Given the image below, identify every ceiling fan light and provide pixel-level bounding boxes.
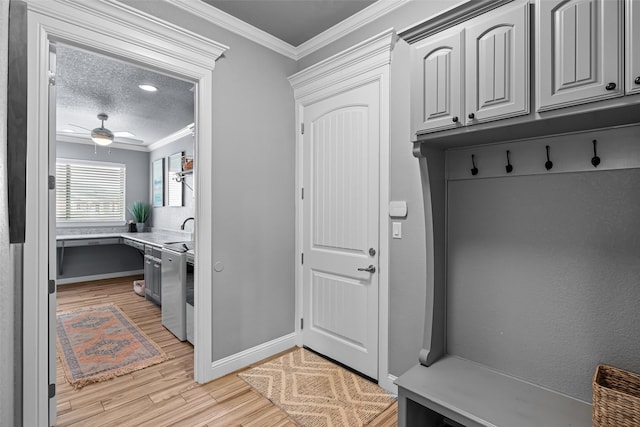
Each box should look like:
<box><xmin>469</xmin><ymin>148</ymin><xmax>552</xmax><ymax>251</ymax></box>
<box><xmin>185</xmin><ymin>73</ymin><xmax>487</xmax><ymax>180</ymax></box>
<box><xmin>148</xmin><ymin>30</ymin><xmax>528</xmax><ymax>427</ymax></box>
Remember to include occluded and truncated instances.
<box><xmin>91</xmin><ymin>127</ymin><xmax>114</xmax><ymax>146</ymax></box>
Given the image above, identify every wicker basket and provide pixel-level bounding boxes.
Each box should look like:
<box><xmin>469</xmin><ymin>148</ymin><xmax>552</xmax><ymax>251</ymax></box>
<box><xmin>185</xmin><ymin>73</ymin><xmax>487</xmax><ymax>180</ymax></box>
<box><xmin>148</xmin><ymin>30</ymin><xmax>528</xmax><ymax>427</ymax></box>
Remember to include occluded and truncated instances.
<box><xmin>593</xmin><ymin>364</ymin><xmax>640</xmax><ymax>426</ymax></box>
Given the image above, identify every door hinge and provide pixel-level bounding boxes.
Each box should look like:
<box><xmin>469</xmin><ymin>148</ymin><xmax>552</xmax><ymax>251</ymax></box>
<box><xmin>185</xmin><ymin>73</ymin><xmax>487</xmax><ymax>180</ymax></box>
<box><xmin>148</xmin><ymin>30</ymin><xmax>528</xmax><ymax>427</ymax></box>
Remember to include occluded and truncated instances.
<box><xmin>48</xmin><ymin>383</ymin><xmax>56</xmax><ymax>399</ymax></box>
<box><xmin>301</xmin><ymin>188</ymin><xmax>304</xmax><ymax>200</ymax></box>
<box><xmin>300</xmin><ymin>123</ymin><xmax>304</xmax><ymax>134</ymax></box>
<box><xmin>48</xmin><ymin>175</ymin><xmax>55</xmax><ymax>190</ymax></box>
<box><xmin>301</xmin><ymin>253</ymin><xmax>304</xmax><ymax>265</ymax></box>
<box><xmin>48</xmin><ymin>280</ymin><xmax>55</xmax><ymax>294</ymax></box>
<box><xmin>300</xmin><ymin>318</ymin><xmax>304</xmax><ymax>330</ymax></box>
<box><xmin>48</xmin><ymin>71</ymin><xmax>56</xmax><ymax>86</ymax></box>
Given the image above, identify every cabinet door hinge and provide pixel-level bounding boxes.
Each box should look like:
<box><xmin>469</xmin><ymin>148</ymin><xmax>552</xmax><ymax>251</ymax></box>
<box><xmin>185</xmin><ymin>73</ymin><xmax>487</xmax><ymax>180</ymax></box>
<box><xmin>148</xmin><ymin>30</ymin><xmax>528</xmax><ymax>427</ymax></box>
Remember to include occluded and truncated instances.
<box><xmin>48</xmin><ymin>280</ymin><xmax>55</xmax><ymax>295</ymax></box>
<box><xmin>301</xmin><ymin>253</ymin><xmax>304</xmax><ymax>265</ymax></box>
<box><xmin>300</xmin><ymin>318</ymin><xmax>304</xmax><ymax>330</ymax></box>
<box><xmin>300</xmin><ymin>123</ymin><xmax>304</xmax><ymax>134</ymax></box>
<box><xmin>48</xmin><ymin>383</ymin><xmax>56</xmax><ymax>399</ymax></box>
<box><xmin>48</xmin><ymin>71</ymin><xmax>56</xmax><ymax>86</ymax></box>
<box><xmin>48</xmin><ymin>175</ymin><xmax>55</xmax><ymax>190</ymax></box>
<box><xmin>301</xmin><ymin>188</ymin><xmax>304</xmax><ymax>200</ymax></box>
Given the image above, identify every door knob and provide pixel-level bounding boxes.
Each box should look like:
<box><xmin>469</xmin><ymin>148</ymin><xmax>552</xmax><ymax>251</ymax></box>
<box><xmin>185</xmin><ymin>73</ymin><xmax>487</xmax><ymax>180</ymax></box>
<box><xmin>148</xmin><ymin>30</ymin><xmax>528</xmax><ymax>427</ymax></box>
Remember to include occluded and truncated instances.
<box><xmin>357</xmin><ymin>265</ymin><xmax>376</xmax><ymax>273</ymax></box>
<box><xmin>468</xmin><ymin>113</ymin><xmax>475</xmax><ymax>119</ymax></box>
<box><xmin>635</xmin><ymin>76</ymin><xmax>640</xmax><ymax>85</ymax></box>
<box><xmin>605</xmin><ymin>82</ymin><xmax>617</xmax><ymax>91</ymax></box>
<box><xmin>452</xmin><ymin>116</ymin><xmax>459</xmax><ymax>123</ymax></box>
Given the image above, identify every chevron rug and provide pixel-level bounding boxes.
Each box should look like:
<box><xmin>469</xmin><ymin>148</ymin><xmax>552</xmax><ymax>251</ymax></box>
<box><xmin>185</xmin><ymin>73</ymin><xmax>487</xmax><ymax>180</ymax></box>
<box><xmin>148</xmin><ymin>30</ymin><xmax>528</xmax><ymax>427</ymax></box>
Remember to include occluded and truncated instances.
<box><xmin>239</xmin><ymin>348</ymin><xmax>395</xmax><ymax>426</ymax></box>
<box><xmin>57</xmin><ymin>303</ymin><xmax>170</xmax><ymax>388</ymax></box>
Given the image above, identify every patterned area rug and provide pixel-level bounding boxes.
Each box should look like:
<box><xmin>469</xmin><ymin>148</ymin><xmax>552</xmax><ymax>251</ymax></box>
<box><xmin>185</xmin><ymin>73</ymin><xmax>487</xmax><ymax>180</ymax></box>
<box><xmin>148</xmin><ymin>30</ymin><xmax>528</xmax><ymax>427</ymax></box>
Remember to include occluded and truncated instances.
<box><xmin>239</xmin><ymin>348</ymin><xmax>395</xmax><ymax>426</ymax></box>
<box><xmin>57</xmin><ymin>303</ymin><xmax>170</xmax><ymax>388</ymax></box>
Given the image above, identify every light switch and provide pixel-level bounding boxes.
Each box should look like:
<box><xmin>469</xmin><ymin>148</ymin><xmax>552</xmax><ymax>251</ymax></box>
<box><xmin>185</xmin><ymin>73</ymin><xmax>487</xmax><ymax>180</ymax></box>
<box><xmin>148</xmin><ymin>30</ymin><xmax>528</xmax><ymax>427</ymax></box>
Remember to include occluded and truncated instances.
<box><xmin>392</xmin><ymin>222</ymin><xmax>402</xmax><ymax>239</ymax></box>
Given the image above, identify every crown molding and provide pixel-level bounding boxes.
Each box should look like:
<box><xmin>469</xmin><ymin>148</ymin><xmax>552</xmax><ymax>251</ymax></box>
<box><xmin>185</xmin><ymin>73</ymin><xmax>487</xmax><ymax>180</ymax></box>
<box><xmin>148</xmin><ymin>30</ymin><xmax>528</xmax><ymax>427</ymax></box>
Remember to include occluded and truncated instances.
<box><xmin>166</xmin><ymin>0</ymin><xmax>408</xmax><ymax>61</ymax></box>
<box><xmin>165</xmin><ymin>0</ymin><xmax>298</xmax><ymax>60</ymax></box>
<box><xmin>289</xmin><ymin>28</ymin><xmax>396</xmax><ymax>99</ymax></box>
<box><xmin>296</xmin><ymin>0</ymin><xmax>409</xmax><ymax>59</ymax></box>
<box><xmin>147</xmin><ymin>123</ymin><xmax>195</xmax><ymax>151</ymax></box>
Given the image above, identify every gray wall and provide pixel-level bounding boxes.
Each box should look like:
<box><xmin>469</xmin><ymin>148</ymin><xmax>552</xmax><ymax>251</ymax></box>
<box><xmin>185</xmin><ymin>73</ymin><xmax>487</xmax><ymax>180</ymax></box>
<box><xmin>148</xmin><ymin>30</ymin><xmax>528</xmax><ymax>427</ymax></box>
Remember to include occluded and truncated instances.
<box><xmin>121</xmin><ymin>0</ymin><xmax>297</xmax><ymax>361</ymax></box>
<box><xmin>149</xmin><ymin>135</ymin><xmax>195</xmax><ymax>232</ymax></box>
<box><xmin>56</xmin><ymin>244</ymin><xmax>143</xmax><ymax>281</ymax></box>
<box><xmin>56</xmin><ymin>140</ymin><xmax>150</xmax><ymax>225</ymax></box>
<box><xmin>447</xmin><ymin>169</ymin><xmax>640</xmax><ymax>401</ymax></box>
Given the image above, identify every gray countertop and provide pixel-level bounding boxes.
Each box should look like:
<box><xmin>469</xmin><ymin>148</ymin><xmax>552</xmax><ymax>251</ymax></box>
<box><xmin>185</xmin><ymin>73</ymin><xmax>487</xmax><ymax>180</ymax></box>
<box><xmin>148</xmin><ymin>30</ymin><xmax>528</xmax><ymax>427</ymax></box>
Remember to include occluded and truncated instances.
<box><xmin>57</xmin><ymin>230</ymin><xmax>192</xmax><ymax>248</ymax></box>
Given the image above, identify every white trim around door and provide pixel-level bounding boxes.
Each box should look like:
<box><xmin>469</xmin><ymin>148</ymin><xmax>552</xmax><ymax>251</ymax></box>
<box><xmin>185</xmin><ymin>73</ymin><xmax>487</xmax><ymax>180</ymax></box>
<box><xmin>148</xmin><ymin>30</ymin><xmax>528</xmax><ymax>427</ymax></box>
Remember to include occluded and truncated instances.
<box><xmin>288</xmin><ymin>28</ymin><xmax>396</xmax><ymax>393</ymax></box>
<box><xmin>23</xmin><ymin>1</ymin><xmax>227</xmax><ymax>425</ymax></box>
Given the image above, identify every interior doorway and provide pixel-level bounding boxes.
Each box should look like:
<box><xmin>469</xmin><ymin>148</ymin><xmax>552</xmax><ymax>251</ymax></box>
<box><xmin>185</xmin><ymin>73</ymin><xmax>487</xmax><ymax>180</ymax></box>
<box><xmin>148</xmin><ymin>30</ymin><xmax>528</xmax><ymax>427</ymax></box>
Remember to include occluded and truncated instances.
<box><xmin>50</xmin><ymin>42</ymin><xmax>197</xmax><ymax>425</ymax></box>
<box><xmin>23</xmin><ymin>3</ymin><xmax>228</xmax><ymax>425</ymax></box>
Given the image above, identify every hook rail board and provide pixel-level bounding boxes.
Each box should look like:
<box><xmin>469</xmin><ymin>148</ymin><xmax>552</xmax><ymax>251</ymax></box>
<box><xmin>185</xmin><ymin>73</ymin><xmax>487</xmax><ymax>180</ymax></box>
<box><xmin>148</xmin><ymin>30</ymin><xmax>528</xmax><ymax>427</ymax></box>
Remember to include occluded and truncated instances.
<box><xmin>445</xmin><ymin>125</ymin><xmax>640</xmax><ymax>181</ymax></box>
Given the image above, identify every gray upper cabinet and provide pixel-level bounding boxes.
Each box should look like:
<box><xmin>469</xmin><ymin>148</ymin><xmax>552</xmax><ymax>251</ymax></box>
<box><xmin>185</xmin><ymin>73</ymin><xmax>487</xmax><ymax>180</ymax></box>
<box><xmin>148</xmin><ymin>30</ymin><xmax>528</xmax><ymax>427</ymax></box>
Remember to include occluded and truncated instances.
<box><xmin>627</xmin><ymin>0</ymin><xmax>640</xmax><ymax>95</ymax></box>
<box><xmin>536</xmin><ymin>0</ymin><xmax>624</xmax><ymax>111</ymax></box>
<box><xmin>411</xmin><ymin>27</ymin><xmax>464</xmax><ymax>135</ymax></box>
<box><xmin>411</xmin><ymin>0</ymin><xmax>530</xmax><ymax>138</ymax></box>
<box><xmin>465</xmin><ymin>0</ymin><xmax>530</xmax><ymax>124</ymax></box>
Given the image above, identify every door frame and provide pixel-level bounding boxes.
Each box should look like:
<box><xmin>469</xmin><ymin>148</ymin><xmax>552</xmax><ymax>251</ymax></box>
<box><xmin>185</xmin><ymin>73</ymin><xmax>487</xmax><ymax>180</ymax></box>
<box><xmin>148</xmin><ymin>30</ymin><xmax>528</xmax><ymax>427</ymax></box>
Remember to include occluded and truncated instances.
<box><xmin>23</xmin><ymin>2</ymin><xmax>228</xmax><ymax>425</ymax></box>
<box><xmin>289</xmin><ymin>28</ymin><xmax>396</xmax><ymax>393</ymax></box>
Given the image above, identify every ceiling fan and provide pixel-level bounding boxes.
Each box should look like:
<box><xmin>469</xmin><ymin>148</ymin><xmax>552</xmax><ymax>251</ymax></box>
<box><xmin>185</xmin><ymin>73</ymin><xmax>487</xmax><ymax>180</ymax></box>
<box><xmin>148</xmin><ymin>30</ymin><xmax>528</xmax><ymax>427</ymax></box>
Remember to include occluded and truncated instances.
<box><xmin>61</xmin><ymin>113</ymin><xmax>144</xmax><ymax>146</ymax></box>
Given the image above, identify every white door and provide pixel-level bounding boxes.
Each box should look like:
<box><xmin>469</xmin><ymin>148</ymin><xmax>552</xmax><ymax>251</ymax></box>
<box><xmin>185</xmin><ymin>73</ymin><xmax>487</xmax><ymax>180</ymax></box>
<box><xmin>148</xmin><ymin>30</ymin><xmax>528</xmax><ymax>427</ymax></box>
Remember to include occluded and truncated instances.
<box><xmin>536</xmin><ymin>0</ymin><xmax>623</xmax><ymax>111</ymax></box>
<box><xmin>48</xmin><ymin>43</ymin><xmax>57</xmax><ymax>427</ymax></box>
<box><xmin>301</xmin><ymin>81</ymin><xmax>380</xmax><ymax>379</ymax></box>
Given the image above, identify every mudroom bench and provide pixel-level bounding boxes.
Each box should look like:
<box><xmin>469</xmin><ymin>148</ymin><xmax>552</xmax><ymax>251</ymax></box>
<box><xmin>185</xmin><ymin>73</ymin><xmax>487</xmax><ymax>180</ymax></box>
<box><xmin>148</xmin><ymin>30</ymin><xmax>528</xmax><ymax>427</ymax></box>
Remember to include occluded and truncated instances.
<box><xmin>396</xmin><ymin>356</ymin><xmax>592</xmax><ymax>427</ymax></box>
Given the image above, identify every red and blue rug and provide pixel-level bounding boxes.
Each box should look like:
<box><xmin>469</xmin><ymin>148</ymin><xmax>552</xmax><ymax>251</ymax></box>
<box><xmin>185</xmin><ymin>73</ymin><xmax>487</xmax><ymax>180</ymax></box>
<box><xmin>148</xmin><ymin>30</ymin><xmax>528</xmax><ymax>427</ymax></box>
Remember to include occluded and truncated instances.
<box><xmin>56</xmin><ymin>303</ymin><xmax>169</xmax><ymax>388</ymax></box>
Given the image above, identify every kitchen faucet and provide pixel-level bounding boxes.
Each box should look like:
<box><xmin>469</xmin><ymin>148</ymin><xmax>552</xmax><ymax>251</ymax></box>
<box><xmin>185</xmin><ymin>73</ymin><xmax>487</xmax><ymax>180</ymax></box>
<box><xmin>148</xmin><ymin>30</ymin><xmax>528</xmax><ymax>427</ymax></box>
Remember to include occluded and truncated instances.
<box><xmin>181</xmin><ymin>217</ymin><xmax>195</xmax><ymax>230</ymax></box>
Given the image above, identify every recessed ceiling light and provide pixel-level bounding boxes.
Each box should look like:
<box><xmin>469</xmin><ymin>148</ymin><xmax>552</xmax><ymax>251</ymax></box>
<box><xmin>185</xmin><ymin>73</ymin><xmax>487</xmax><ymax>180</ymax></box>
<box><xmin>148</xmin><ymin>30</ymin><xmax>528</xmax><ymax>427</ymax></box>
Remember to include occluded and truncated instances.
<box><xmin>138</xmin><ymin>84</ymin><xmax>158</xmax><ymax>92</ymax></box>
<box><xmin>114</xmin><ymin>131</ymin><xmax>136</xmax><ymax>138</ymax></box>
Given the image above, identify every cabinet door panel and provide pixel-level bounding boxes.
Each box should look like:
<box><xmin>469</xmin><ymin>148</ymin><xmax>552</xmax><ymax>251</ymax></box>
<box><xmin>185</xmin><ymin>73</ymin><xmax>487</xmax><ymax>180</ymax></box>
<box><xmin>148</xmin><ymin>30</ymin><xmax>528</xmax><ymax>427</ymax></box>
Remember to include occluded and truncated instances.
<box><xmin>537</xmin><ymin>0</ymin><xmax>623</xmax><ymax>111</ymax></box>
<box><xmin>627</xmin><ymin>0</ymin><xmax>640</xmax><ymax>95</ymax></box>
<box><xmin>466</xmin><ymin>0</ymin><xmax>529</xmax><ymax>124</ymax></box>
<box><xmin>412</xmin><ymin>28</ymin><xmax>463</xmax><ymax>135</ymax></box>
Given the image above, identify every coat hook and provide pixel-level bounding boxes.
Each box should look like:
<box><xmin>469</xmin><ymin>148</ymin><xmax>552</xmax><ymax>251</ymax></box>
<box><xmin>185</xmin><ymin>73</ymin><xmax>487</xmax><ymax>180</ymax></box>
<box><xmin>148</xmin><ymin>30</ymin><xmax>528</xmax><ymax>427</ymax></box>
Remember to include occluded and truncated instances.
<box><xmin>470</xmin><ymin>154</ymin><xmax>478</xmax><ymax>176</ymax></box>
<box><xmin>545</xmin><ymin>145</ymin><xmax>553</xmax><ymax>170</ymax></box>
<box><xmin>591</xmin><ymin>139</ymin><xmax>601</xmax><ymax>167</ymax></box>
<box><xmin>505</xmin><ymin>150</ymin><xmax>513</xmax><ymax>173</ymax></box>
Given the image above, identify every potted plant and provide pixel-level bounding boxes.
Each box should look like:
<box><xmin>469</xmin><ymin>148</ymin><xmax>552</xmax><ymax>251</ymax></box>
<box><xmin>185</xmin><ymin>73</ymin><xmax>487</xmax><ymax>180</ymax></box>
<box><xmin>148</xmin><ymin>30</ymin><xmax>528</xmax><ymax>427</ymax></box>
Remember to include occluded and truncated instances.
<box><xmin>128</xmin><ymin>201</ymin><xmax>150</xmax><ymax>232</ymax></box>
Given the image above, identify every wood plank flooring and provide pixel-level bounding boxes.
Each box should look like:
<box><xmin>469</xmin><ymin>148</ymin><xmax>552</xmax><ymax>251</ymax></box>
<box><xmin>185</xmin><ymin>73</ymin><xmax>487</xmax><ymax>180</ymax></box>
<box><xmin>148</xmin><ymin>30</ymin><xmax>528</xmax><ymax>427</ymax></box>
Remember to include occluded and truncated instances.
<box><xmin>55</xmin><ymin>276</ymin><xmax>398</xmax><ymax>426</ymax></box>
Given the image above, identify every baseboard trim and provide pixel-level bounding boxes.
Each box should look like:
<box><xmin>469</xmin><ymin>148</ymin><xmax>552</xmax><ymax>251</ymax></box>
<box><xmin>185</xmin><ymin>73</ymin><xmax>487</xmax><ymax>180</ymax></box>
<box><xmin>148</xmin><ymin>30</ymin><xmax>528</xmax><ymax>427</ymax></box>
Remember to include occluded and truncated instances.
<box><xmin>379</xmin><ymin>373</ymin><xmax>398</xmax><ymax>396</ymax></box>
<box><xmin>209</xmin><ymin>332</ymin><xmax>297</xmax><ymax>379</ymax></box>
<box><xmin>56</xmin><ymin>270</ymin><xmax>143</xmax><ymax>285</ymax></box>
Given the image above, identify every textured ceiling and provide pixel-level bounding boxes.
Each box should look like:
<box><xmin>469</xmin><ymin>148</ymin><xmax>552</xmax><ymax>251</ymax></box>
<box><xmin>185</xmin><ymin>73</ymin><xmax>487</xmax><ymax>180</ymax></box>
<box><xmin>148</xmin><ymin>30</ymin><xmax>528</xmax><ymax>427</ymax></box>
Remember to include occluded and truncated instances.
<box><xmin>56</xmin><ymin>44</ymin><xmax>195</xmax><ymax>146</ymax></box>
<box><xmin>202</xmin><ymin>0</ymin><xmax>376</xmax><ymax>46</ymax></box>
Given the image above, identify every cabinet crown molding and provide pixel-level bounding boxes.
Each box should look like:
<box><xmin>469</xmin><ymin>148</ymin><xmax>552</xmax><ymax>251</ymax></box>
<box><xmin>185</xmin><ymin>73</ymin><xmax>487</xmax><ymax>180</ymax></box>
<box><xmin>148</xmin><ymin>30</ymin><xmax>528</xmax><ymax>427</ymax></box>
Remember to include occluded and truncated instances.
<box><xmin>398</xmin><ymin>0</ymin><xmax>515</xmax><ymax>44</ymax></box>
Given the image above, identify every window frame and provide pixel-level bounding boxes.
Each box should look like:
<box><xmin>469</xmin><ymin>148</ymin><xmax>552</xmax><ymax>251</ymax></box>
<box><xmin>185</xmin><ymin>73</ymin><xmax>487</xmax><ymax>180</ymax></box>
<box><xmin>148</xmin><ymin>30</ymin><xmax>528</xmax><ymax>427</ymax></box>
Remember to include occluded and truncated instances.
<box><xmin>55</xmin><ymin>158</ymin><xmax>127</xmax><ymax>227</ymax></box>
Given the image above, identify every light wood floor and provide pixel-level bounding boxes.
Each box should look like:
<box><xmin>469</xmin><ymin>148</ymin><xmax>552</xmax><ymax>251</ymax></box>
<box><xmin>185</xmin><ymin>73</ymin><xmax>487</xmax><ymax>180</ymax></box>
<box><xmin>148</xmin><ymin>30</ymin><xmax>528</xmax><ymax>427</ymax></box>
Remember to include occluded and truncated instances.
<box><xmin>55</xmin><ymin>276</ymin><xmax>398</xmax><ymax>426</ymax></box>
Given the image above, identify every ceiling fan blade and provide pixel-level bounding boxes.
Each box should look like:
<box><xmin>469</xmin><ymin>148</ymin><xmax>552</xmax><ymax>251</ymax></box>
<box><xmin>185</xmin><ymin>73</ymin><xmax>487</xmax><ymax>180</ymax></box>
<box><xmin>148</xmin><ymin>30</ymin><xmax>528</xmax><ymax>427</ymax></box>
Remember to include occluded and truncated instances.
<box><xmin>114</xmin><ymin>136</ymin><xmax>145</xmax><ymax>145</ymax></box>
<box><xmin>67</xmin><ymin>123</ymin><xmax>92</xmax><ymax>131</ymax></box>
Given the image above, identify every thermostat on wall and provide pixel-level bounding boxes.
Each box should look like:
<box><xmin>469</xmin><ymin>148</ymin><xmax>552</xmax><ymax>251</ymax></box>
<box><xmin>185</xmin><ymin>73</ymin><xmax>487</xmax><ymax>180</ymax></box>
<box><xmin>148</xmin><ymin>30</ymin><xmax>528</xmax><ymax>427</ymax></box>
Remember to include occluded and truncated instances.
<box><xmin>389</xmin><ymin>201</ymin><xmax>407</xmax><ymax>218</ymax></box>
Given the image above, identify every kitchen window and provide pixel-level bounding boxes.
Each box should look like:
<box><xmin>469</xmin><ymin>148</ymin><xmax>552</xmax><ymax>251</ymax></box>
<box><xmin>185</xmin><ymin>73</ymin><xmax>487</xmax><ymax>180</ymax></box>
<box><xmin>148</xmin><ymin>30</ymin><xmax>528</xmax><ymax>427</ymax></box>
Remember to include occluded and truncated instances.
<box><xmin>56</xmin><ymin>159</ymin><xmax>126</xmax><ymax>225</ymax></box>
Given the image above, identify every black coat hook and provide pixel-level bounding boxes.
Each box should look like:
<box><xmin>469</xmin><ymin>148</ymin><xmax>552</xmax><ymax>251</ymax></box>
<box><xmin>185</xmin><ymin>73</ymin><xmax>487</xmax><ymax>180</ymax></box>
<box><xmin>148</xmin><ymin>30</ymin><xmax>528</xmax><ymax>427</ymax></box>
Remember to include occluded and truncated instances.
<box><xmin>591</xmin><ymin>139</ymin><xmax>601</xmax><ymax>167</ymax></box>
<box><xmin>545</xmin><ymin>145</ymin><xmax>553</xmax><ymax>170</ymax></box>
<box><xmin>505</xmin><ymin>150</ymin><xmax>513</xmax><ymax>173</ymax></box>
<box><xmin>470</xmin><ymin>154</ymin><xmax>478</xmax><ymax>176</ymax></box>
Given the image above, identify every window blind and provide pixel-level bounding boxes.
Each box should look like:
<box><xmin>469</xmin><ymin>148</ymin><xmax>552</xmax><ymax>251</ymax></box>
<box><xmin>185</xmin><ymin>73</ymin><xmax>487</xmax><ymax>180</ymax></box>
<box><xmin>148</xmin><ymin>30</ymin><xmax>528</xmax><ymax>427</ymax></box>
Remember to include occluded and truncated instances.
<box><xmin>56</xmin><ymin>159</ymin><xmax>126</xmax><ymax>223</ymax></box>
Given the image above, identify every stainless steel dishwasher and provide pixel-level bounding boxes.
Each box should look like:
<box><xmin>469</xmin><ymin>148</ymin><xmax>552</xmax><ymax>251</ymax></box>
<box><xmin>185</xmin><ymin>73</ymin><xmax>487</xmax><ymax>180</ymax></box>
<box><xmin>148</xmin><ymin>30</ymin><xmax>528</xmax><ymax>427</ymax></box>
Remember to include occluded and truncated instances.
<box><xmin>161</xmin><ymin>242</ymin><xmax>192</xmax><ymax>341</ymax></box>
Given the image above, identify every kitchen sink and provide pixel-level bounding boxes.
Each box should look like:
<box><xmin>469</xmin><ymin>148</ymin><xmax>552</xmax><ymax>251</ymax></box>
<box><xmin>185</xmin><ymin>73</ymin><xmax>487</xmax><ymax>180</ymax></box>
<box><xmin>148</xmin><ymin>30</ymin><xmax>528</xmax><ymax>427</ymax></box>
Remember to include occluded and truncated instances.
<box><xmin>163</xmin><ymin>241</ymin><xmax>194</xmax><ymax>253</ymax></box>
